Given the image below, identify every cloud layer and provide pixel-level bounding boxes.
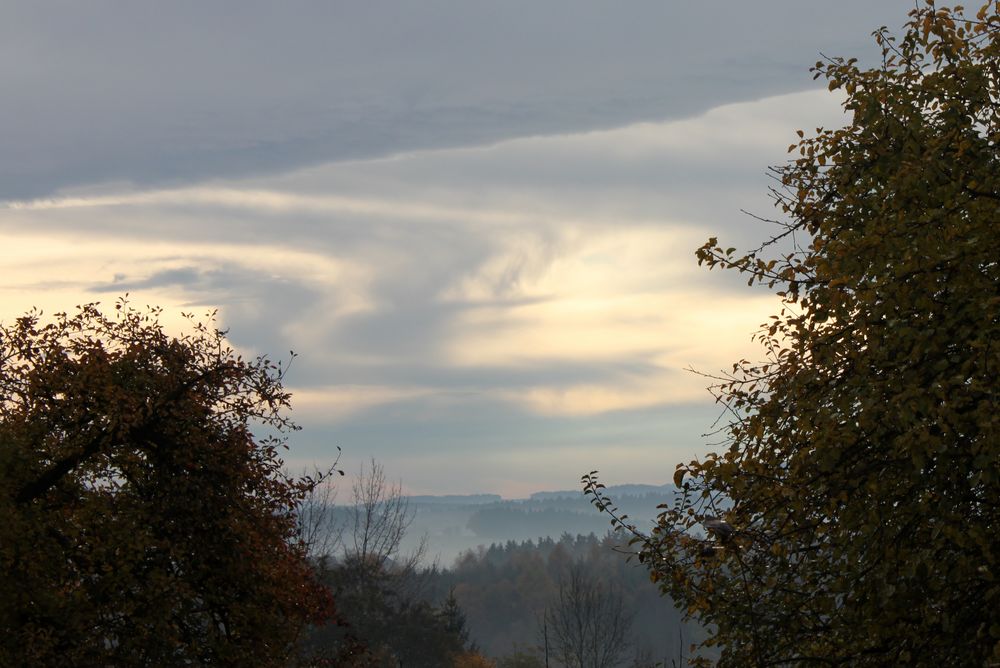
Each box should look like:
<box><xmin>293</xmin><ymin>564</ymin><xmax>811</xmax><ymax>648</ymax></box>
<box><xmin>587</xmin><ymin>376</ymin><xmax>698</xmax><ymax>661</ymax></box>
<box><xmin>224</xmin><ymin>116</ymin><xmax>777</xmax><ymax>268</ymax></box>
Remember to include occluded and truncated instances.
<box><xmin>2</xmin><ymin>88</ymin><xmax>852</xmax><ymax>494</ymax></box>
<box><xmin>2</xmin><ymin>1</ymin><xmax>920</xmax><ymax>493</ymax></box>
<box><xmin>1</xmin><ymin>1</ymin><xmax>908</xmax><ymax>200</ymax></box>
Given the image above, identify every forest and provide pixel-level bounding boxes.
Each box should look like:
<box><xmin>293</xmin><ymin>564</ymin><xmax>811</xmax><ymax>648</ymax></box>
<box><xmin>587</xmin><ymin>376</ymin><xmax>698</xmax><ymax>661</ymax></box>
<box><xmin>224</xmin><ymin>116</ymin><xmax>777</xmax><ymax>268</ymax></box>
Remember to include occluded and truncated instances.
<box><xmin>371</xmin><ymin>484</ymin><xmax>674</xmax><ymax>565</ymax></box>
<box><xmin>304</xmin><ymin>531</ymin><xmax>701</xmax><ymax>666</ymax></box>
<box><xmin>296</xmin><ymin>462</ymin><xmax>701</xmax><ymax>665</ymax></box>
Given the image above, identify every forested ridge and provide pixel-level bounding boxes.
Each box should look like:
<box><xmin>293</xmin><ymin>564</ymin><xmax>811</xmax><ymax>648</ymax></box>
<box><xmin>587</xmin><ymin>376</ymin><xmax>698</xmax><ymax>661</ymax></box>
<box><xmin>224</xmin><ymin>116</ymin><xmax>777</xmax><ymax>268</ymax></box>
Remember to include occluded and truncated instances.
<box><xmin>304</xmin><ymin>530</ymin><xmax>699</xmax><ymax>666</ymax></box>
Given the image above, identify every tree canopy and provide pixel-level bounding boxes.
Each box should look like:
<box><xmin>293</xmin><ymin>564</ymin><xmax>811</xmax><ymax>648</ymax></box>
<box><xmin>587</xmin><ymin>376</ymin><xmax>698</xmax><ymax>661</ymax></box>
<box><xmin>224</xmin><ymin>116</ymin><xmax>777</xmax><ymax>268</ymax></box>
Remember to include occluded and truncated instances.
<box><xmin>0</xmin><ymin>300</ymin><xmax>335</xmax><ymax>666</ymax></box>
<box><xmin>587</xmin><ymin>2</ymin><xmax>1000</xmax><ymax>665</ymax></box>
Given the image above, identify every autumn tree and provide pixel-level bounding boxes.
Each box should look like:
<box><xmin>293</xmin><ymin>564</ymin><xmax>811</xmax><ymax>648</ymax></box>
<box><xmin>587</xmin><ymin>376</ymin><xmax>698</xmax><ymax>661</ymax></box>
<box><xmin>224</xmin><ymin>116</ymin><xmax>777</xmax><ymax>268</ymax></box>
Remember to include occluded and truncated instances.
<box><xmin>586</xmin><ymin>2</ymin><xmax>1000</xmax><ymax>665</ymax></box>
<box><xmin>0</xmin><ymin>300</ymin><xmax>336</xmax><ymax>666</ymax></box>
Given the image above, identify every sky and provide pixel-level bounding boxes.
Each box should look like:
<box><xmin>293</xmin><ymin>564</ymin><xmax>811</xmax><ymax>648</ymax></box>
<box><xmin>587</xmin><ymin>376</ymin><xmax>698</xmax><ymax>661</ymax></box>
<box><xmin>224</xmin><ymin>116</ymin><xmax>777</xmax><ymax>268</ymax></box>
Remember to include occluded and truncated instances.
<box><xmin>1</xmin><ymin>2</ymin><xmax>914</xmax><ymax>497</ymax></box>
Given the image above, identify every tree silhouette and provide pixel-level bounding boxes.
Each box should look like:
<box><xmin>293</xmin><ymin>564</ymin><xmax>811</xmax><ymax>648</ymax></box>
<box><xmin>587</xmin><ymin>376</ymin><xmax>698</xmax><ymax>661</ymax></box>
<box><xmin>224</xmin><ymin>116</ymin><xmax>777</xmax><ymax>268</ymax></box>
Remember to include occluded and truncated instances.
<box><xmin>0</xmin><ymin>300</ymin><xmax>335</xmax><ymax>666</ymax></box>
<box><xmin>544</xmin><ymin>563</ymin><xmax>633</xmax><ymax>668</ymax></box>
<box><xmin>587</xmin><ymin>2</ymin><xmax>1000</xmax><ymax>665</ymax></box>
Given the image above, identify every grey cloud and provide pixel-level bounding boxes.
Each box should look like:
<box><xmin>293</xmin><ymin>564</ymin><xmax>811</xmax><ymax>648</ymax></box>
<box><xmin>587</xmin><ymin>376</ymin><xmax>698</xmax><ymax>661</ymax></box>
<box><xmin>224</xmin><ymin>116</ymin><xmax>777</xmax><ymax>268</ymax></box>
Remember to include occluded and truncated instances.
<box><xmin>83</xmin><ymin>258</ymin><xmax>681</xmax><ymax>402</ymax></box>
<box><xmin>291</xmin><ymin>353</ymin><xmax>676</xmax><ymax>395</ymax></box>
<box><xmin>0</xmin><ymin>2</ymin><xmax>920</xmax><ymax>496</ymax></box>
<box><xmin>86</xmin><ymin>262</ymin><xmax>326</xmax><ymax>357</ymax></box>
<box><xmin>90</xmin><ymin>267</ymin><xmax>203</xmax><ymax>292</ymax></box>
<box><xmin>289</xmin><ymin>396</ymin><xmax>720</xmax><ymax>483</ymax></box>
<box><xmin>3</xmin><ymin>1</ymin><xmax>911</xmax><ymax>201</ymax></box>
<box><xmin>0</xmin><ymin>85</ymin><xmax>830</xmax><ymax>372</ymax></box>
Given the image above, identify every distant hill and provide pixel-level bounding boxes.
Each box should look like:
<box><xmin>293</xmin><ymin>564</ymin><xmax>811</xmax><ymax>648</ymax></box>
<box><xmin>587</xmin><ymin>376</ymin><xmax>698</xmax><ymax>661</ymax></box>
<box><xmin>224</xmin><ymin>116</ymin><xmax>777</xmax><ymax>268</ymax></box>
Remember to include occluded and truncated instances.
<box><xmin>529</xmin><ymin>483</ymin><xmax>673</xmax><ymax>501</ymax></box>
<box><xmin>404</xmin><ymin>494</ymin><xmax>502</xmax><ymax>505</ymax></box>
<box><xmin>395</xmin><ymin>483</ymin><xmax>677</xmax><ymax>566</ymax></box>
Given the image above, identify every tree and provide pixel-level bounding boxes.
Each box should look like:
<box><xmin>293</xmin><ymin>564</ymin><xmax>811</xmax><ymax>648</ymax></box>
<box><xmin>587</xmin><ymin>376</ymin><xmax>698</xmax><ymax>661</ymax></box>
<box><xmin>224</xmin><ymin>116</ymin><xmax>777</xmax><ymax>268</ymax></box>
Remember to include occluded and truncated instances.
<box><xmin>440</xmin><ymin>588</ymin><xmax>472</xmax><ymax>650</ymax></box>
<box><xmin>295</xmin><ymin>454</ymin><xmax>346</xmax><ymax>564</ymax></box>
<box><xmin>302</xmin><ymin>459</ymin><xmax>469</xmax><ymax>666</ymax></box>
<box><xmin>0</xmin><ymin>300</ymin><xmax>335</xmax><ymax>666</ymax></box>
<box><xmin>348</xmin><ymin>457</ymin><xmax>424</xmax><ymax>574</ymax></box>
<box><xmin>586</xmin><ymin>2</ymin><xmax>1000</xmax><ymax>665</ymax></box>
<box><xmin>544</xmin><ymin>563</ymin><xmax>633</xmax><ymax>668</ymax></box>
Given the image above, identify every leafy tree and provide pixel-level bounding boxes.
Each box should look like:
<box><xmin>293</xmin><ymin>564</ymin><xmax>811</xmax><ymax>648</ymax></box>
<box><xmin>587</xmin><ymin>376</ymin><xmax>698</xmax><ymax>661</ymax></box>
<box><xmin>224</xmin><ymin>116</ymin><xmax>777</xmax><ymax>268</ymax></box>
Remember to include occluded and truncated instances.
<box><xmin>587</xmin><ymin>2</ymin><xmax>1000</xmax><ymax>665</ymax></box>
<box><xmin>0</xmin><ymin>300</ymin><xmax>335</xmax><ymax>666</ymax></box>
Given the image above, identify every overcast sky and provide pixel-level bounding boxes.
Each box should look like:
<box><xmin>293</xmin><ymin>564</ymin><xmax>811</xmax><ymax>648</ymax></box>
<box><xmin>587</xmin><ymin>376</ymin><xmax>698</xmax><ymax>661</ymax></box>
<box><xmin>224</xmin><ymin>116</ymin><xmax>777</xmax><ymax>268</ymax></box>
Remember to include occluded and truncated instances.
<box><xmin>1</xmin><ymin>2</ymin><xmax>913</xmax><ymax>496</ymax></box>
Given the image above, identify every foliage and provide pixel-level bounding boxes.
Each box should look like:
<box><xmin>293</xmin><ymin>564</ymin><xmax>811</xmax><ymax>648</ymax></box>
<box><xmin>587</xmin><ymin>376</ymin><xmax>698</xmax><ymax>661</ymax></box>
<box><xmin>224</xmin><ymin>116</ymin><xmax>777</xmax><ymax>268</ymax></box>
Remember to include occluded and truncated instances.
<box><xmin>0</xmin><ymin>300</ymin><xmax>335</xmax><ymax>665</ymax></box>
<box><xmin>586</xmin><ymin>2</ymin><xmax>1000</xmax><ymax>665</ymax></box>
